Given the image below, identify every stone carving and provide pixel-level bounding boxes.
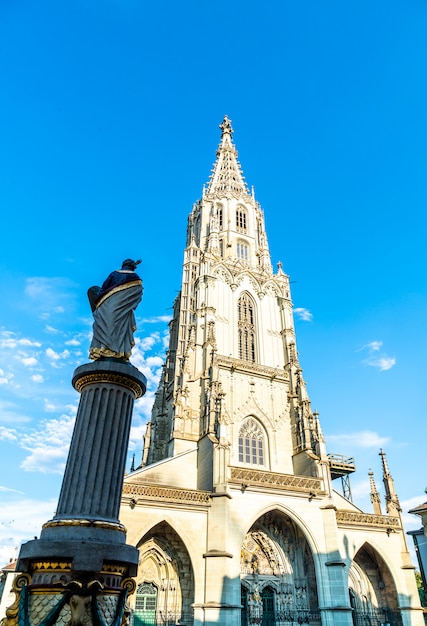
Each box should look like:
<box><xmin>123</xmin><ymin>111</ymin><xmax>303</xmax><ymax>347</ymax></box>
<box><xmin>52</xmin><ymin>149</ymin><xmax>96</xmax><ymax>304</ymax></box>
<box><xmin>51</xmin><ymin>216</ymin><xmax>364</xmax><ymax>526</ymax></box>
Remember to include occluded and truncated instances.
<box><xmin>215</xmin><ymin>355</ymin><xmax>289</xmax><ymax>381</ymax></box>
<box><xmin>230</xmin><ymin>466</ymin><xmax>323</xmax><ymax>494</ymax></box>
<box><xmin>88</xmin><ymin>259</ymin><xmax>143</xmax><ymax>361</ymax></box>
<box><xmin>122</xmin><ymin>483</ymin><xmax>211</xmax><ymax>504</ymax></box>
<box><xmin>335</xmin><ymin>510</ymin><xmax>400</xmax><ymax>529</ymax></box>
<box><xmin>3</xmin><ymin>574</ymin><xmax>135</xmax><ymax>626</ymax></box>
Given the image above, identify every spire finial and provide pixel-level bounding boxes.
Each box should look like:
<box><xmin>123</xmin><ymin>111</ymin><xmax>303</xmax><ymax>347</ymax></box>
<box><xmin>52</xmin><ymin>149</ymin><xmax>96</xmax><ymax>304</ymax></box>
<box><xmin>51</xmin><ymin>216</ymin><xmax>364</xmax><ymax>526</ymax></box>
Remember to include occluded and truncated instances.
<box><xmin>379</xmin><ymin>448</ymin><xmax>390</xmax><ymax>476</ymax></box>
<box><xmin>206</xmin><ymin>116</ymin><xmax>249</xmax><ymax>197</ymax></box>
<box><xmin>379</xmin><ymin>449</ymin><xmax>401</xmax><ymax>514</ymax></box>
<box><xmin>219</xmin><ymin>115</ymin><xmax>233</xmax><ymax>138</ymax></box>
<box><xmin>369</xmin><ymin>468</ymin><xmax>382</xmax><ymax>515</ymax></box>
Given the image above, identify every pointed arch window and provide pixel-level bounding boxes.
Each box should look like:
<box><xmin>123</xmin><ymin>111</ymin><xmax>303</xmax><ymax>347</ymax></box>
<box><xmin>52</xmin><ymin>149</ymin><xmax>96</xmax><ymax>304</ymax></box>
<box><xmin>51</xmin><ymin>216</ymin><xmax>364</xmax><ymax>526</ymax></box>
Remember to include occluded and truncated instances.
<box><xmin>238</xmin><ymin>418</ymin><xmax>264</xmax><ymax>466</ymax></box>
<box><xmin>236</xmin><ymin>207</ymin><xmax>247</xmax><ymax>233</ymax></box>
<box><xmin>238</xmin><ymin>292</ymin><xmax>256</xmax><ymax>362</ymax></box>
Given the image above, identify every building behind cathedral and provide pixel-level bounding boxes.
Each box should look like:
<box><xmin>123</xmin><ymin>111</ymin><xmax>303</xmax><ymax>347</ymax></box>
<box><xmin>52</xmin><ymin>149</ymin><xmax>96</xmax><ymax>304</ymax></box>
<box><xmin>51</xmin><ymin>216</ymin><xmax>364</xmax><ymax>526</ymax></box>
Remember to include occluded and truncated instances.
<box><xmin>119</xmin><ymin>117</ymin><xmax>423</xmax><ymax>626</ymax></box>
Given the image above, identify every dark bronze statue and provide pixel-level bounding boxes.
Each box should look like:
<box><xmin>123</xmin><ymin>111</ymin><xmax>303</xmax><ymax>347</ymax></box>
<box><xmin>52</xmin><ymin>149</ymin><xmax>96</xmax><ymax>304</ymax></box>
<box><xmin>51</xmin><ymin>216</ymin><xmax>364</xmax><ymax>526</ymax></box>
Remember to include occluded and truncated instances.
<box><xmin>88</xmin><ymin>259</ymin><xmax>143</xmax><ymax>361</ymax></box>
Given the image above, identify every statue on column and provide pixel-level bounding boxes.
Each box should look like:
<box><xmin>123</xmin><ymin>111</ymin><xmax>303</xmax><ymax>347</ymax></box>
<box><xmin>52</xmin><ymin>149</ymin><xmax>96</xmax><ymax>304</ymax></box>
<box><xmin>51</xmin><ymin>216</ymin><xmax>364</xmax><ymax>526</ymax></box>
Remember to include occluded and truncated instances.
<box><xmin>88</xmin><ymin>259</ymin><xmax>143</xmax><ymax>361</ymax></box>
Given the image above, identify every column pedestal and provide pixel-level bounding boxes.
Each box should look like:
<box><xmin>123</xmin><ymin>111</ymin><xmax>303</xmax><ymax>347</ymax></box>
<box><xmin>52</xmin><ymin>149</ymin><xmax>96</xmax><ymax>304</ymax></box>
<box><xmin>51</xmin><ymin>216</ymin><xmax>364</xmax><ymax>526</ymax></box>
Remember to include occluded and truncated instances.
<box><xmin>8</xmin><ymin>360</ymin><xmax>146</xmax><ymax>626</ymax></box>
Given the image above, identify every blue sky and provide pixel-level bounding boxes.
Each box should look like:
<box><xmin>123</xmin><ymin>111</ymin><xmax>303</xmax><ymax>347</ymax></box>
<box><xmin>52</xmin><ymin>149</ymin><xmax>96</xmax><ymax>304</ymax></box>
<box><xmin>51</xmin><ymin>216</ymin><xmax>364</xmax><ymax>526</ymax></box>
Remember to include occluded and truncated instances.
<box><xmin>1</xmin><ymin>0</ymin><xmax>427</xmax><ymax>564</ymax></box>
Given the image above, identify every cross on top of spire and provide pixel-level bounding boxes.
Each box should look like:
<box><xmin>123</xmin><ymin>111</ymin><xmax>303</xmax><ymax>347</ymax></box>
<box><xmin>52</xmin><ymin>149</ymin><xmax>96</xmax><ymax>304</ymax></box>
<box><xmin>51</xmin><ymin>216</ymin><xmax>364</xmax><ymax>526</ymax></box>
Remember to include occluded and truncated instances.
<box><xmin>205</xmin><ymin>116</ymin><xmax>249</xmax><ymax>197</ymax></box>
<box><xmin>219</xmin><ymin>114</ymin><xmax>233</xmax><ymax>138</ymax></box>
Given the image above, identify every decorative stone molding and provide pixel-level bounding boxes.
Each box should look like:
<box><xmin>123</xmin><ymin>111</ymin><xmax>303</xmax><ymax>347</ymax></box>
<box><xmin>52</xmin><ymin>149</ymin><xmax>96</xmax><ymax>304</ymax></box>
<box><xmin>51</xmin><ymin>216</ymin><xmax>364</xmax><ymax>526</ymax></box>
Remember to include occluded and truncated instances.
<box><xmin>31</xmin><ymin>561</ymin><xmax>73</xmax><ymax>571</ymax></box>
<box><xmin>42</xmin><ymin>519</ymin><xmax>127</xmax><ymax>534</ymax></box>
<box><xmin>335</xmin><ymin>510</ymin><xmax>401</xmax><ymax>529</ymax></box>
<box><xmin>215</xmin><ymin>355</ymin><xmax>288</xmax><ymax>380</ymax></box>
<box><xmin>123</xmin><ymin>483</ymin><xmax>211</xmax><ymax>505</ymax></box>
<box><xmin>229</xmin><ymin>467</ymin><xmax>323</xmax><ymax>494</ymax></box>
<box><xmin>72</xmin><ymin>370</ymin><xmax>145</xmax><ymax>399</ymax></box>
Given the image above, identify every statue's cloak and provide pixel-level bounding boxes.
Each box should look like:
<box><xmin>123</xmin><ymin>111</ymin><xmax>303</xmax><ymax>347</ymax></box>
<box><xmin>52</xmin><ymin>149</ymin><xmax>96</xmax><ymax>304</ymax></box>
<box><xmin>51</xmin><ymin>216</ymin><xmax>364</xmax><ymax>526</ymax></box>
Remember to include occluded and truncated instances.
<box><xmin>89</xmin><ymin>270</ymin><xmax>143</xmax><ymax>360</ymax></box>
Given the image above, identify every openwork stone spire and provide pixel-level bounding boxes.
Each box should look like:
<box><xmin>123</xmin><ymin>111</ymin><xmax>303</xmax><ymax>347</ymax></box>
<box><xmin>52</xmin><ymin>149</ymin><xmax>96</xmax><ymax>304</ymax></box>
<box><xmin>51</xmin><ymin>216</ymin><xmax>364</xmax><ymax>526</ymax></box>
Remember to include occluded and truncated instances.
<box><xmin>368</xmin><ymin>469</ymin><xmax>382</xmax><ymax>515</ymax></box>
<box><xmin>379</xmin><ymin>449</ymin><xmax>401</xmax><ymax>515</ymax></box>
<box><xmin>206</xmin><ymin>115</ymin><xmax>249</xmax><ymax>197</ymax></box>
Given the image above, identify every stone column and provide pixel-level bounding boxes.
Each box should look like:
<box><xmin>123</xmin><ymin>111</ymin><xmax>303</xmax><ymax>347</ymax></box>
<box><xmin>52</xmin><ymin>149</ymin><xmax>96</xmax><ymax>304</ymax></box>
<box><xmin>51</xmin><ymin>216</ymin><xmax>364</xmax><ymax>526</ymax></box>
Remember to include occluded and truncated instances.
<box><xmin>6</xmin><ymin>360</ymin><xmax>146</xmax><ymax>626</ymax></box>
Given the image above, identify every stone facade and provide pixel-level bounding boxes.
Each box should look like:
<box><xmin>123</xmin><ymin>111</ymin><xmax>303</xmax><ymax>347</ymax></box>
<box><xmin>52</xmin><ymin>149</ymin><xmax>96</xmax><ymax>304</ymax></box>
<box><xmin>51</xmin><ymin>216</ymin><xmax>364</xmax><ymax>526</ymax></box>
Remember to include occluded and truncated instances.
<box><xmin>120</xmin><ymin>117</ymin><xmax>423</xmax><ymax>626</ymax></box>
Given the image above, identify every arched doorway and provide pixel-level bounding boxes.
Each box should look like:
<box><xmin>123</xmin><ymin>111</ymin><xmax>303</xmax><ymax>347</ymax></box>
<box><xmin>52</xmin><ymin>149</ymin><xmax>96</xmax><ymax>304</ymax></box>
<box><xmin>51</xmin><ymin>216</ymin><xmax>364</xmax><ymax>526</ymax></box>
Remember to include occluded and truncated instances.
<box><xmin>240</xmin><ymin>510</ymin><xmax>320</xmax><ymax>625</ymax></box>
<box><xmin>135</xmin><ymin>582</ymin><xmax>158</xmax><ymax>626</ymax></box>
<box><xmin>132</xmin><ymin>521</ymin><xmax>194</xmax><ymax>626</ymax></box>
<box><xmin>349</xmin><ymin>543</ymin><xmax>402</xmax><ymax>626</ymax></box>
<box><xmin>261</xmin><ymin>585</ymin><xmax>275</xmax><ymax>625</ymax></box>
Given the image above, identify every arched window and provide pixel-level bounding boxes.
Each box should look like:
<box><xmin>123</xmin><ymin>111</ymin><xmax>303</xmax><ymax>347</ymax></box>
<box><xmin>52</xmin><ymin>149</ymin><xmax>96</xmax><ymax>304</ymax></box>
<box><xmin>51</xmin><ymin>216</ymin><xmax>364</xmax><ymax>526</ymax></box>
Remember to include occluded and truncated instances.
<box><xmin>236</xmin><ymin>207</ymin><xmax>247</xmax><ymax>233</ymax></box>
<box><xmin>237</xmin><ymin>240</ymin><xmax>249</xmax><ymax>261</ymax></box>
<box><xmin>135</xmin><ymin>582</ymin><xmax>158</xmax><ymax>626</ymax></box>
<box><xmin>217</xmin><ymin>206</ymin><xmax>223</xmax><ymax>230</ymax></box>
<box><xmin>238</xmin><ymin>418</ymin><xmax>264</xmax><ymax>466</ymax></box>
<box><xmin>238</xmin><ymin>293</ymin><xmax>256</xmax><ymax>362</ymax></box>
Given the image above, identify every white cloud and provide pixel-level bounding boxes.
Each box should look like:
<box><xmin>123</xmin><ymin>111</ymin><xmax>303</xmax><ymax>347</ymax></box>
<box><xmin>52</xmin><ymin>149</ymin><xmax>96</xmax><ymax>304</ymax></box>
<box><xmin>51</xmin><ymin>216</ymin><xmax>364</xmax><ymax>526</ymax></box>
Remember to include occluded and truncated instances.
<box><xmin>65</xmin><ymin>338</ymin><xmax>81</xmax><ymax>346</ymax></box>
<box><xmin>0</xmin><ymin>427</ymin><xmax>18</xmax><ymax>442</ymax></box>
<box><xmin>326</xmin><ymin>430</ymin><xmax>390</xmax><ymax>448</ymax></box>
<box><xmin>20</xmin><ymin>446</ymin><xmax>68</xmax><ymax>475</ymax></box>
<box><xmin>358</xmin><ymin>341</ymin><xmax>382</xmax><ymax>352</ymax></box>
<box><xmin>359</xmin><ymin>340</ymin><xmax>396</xmax><ymax>371</ymax></box>
<box><xmin>0</xmin><ymin>486</ymin><xmax>24</xmax><ymax>494</ymax></box>
<box><xmin>20</xmin><ymin>357</ymin><xmax>38</xmax><ymax>367</ymax></box>
<box><xmin>294</xmin><ymin>307</ymin><xmax>313</xmax><ymax>322</ymax></box>
<box><xmin>0</xmin><ymin>498</ymin><xmax>58</xmax><ymax>564</ymax></box>
<box><xmin>139</xmin><ymin>333</ymin><xmax>160</xmax><ymax>351</ymax></box>
<box><xmin>366</xmin><ymin>356</ymin><xmax>396</xmax><ymax>371</ymax></box>
<box><xmin>0</xmin><ymin>333</ymin><xmax>41</xmax><ymax>350</ymax></box>
<box><xmin>31</xmin><ymin>374</ymin><xmax>44</xmax><ymax>383</ymax></box>
<box><xmin>45</xmin><ymin>325</ymin><xmax>60</xmax><ymax>334</ymax></box>
<box><xmin>162</xmin><ymin>330</ymin><xmax>170</xmax><ymax>349</ymax></box>
<box><xmin>129</xmin><ymin>421</ymin><xmax>148</xmax><ymax>451</ymax></box>
<box><xmin>44</xmin><ymin>400</ymin><xmax>56</xmax><ymax>412</ymax></box>
<box><xmin>45</xmin><ymin>347</ymin><xmax>71</xmax><ymax>367</ymax></box>
<box><xmin>3</xmin><ymin>410</ymin><xmax>77</xmax><ymax>474</ymax></box>
<box><xmin>140</xmin><ymin>315</ymin><xmax>172</xmax><ymax>324</ymax></box>
<box><xmin>0</xmin><ymin>370</ymin><xmax>14</xmax><ymax>385</ymax></box>
<box><xmin>400</xmin><ymin>495</ymin><xmax>427</xmax><ymax>511</ymax></box>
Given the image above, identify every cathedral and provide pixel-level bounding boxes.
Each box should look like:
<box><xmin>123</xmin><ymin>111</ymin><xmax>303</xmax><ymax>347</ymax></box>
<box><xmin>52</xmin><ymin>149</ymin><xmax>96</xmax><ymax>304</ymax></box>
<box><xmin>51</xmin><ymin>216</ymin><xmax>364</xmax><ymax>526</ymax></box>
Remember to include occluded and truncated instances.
<box><xmin>119</xmin><ymin>117</ymin><xmax>423</xmax><ymax>626</ymax></box>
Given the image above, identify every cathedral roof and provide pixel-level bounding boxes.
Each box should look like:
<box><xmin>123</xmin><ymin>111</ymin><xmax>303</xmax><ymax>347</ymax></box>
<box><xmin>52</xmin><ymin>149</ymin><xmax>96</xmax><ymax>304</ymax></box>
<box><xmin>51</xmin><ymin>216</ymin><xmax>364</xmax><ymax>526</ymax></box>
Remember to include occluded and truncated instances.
<box><xmin>206</xmin><ymin>115</ymin><xmax>250</xmax><ymax>197</ymax></box>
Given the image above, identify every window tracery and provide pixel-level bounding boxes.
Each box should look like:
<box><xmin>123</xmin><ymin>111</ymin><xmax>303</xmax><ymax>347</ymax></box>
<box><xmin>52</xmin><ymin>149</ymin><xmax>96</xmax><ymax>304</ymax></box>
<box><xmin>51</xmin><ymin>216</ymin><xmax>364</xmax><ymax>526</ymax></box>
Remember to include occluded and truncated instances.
<box><xmin>237</xmin><ymin>241</ymin><xmax>249</xmax><ymax>261</ymax></box>
<box><xmin>236</xmin><ymin>207</ymin><xmax>247</xmax><ymax>233</ymax></box>
<box><xmin>238</xmin><ymin>293</ymin><xmax>256</xmax><ymax>361</ymax></box>
<box><xmin>238</xmin><ymin>418</ymin><xmax>264</xmax><ymax>466</ymax></box>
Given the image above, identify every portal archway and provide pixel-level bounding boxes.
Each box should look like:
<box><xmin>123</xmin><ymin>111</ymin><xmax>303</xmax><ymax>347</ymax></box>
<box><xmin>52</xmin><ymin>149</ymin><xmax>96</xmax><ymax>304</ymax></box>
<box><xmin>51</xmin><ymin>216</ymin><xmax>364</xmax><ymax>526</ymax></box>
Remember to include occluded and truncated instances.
<box><xmin>240</xmin><ymin>510</ymin><xmax>320</xmax><ymax>624</ymax></box>
<box><xmin>349</xmin><ymin>543</ymin><xmax>402</xmax><ymax>626</ymax></box>
<box><xmin>132</xmin><ymin>521</ymin><xmax>194</xmax><ymax>625</ymax></box>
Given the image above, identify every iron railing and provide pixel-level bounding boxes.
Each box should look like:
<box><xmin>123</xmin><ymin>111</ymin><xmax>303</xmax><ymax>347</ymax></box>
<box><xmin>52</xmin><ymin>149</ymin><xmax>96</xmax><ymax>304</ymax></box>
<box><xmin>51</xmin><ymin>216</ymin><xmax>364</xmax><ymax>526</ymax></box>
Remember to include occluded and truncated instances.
<box><xmin>352</xmin><ymin>608</ymin><xmax>402</xmax><ymax>626</ymax></box>
<box><xmin>133</xmin><ymin>607</ymin><xmax>403</xmax><ymax>625</ymax></box>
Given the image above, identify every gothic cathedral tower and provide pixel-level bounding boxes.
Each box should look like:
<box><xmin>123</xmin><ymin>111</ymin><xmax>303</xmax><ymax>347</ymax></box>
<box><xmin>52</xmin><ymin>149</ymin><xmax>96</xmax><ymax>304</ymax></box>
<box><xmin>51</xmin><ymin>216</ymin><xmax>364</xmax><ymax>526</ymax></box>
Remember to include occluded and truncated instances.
<box><xmin>120</xmin><ymin>118</ymin><xmax>422</xmax><ymax>626</ymax></box>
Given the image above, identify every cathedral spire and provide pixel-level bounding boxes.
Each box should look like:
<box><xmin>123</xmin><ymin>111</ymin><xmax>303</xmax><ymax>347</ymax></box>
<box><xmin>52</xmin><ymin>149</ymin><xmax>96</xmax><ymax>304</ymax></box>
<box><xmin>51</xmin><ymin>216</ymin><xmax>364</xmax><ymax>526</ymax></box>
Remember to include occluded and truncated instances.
<box><xmin>368</xmin><ymin>469</ymin><xmax>382</xmax><ymax>515</ymax></box>
<box><xmin>379</xmin><ymin>449</ymin><xmax>401</xmax><ymax>515</ymax></box>
<box><xmin>206</xmin><ymin>115</ymin><xmax>249</xmax><ymax>197</ymax></box>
